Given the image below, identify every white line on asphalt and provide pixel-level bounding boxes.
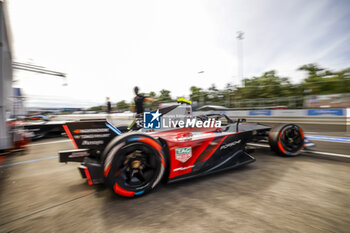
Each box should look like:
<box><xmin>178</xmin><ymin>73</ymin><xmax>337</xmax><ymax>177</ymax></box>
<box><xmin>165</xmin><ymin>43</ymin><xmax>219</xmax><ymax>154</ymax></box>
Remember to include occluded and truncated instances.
<box><xmin>305</xmin><ymin>135</ymin><xmax>350</xmax><ymax>143</ymax></box>
<box><xmin>247</xmin><ymin>143</ymin><xmax>350</xmax><ymax>158</ymax></box>
<box><xmin>304</xmin><ymin>138</ymin><xmax>350</xmax><ymax>144</ymax></box>
<box><xmin>0</xmin><ymin>156</ymin><xmax>59</xmax><ymax>168</ymax></box>
<box><xmin>305</xmin><ymin>150</ymin><xmax>350</xmax><ymax>158</ymax></box>
<box><xmin>27</xmin><ymin>139</ymin><xmax>71</xmax><ymax>147</ymax></box>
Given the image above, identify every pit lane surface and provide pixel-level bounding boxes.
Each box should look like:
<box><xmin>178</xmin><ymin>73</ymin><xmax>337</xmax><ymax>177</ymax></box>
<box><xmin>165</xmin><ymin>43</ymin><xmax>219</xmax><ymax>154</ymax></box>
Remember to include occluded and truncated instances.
<box><xmin>0</xmin><ymin>138</ymin><xmax>349</xmax><ymax>232</ymax></box>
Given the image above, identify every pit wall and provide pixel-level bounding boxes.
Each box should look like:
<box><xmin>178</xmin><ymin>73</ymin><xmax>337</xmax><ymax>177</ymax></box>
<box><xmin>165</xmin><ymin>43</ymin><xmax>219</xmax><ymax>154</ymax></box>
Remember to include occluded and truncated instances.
<box><xmin>194</xmin><ymin>108</ymin><xmax>350</xmax><ymax>126</ymax></box>
<box><xmin>55</xmin><ymin>108</ymin><xmax>350</xmax><ymax>126</ymax></box>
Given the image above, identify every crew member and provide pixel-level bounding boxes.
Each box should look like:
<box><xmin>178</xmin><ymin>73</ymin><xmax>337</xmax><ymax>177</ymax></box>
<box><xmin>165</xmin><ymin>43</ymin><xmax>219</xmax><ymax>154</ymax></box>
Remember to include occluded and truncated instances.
<box><xmin>106</xmin><ymin>97</ymin><xmax>112</xmax><ymax>113</ymax></box>
<box><xmin>134</xmin><ymin>86</ymin><xmax>156</xmax><ymax>114</ymax></box>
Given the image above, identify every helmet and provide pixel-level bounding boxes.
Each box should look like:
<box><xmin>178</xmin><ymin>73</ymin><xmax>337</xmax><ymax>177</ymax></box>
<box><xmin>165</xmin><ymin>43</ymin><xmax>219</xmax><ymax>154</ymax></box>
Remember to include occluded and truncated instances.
<box><xmin>134</xmin><ymin>86</ymin><xmax>139</xmax><ymax>95</ymax></box>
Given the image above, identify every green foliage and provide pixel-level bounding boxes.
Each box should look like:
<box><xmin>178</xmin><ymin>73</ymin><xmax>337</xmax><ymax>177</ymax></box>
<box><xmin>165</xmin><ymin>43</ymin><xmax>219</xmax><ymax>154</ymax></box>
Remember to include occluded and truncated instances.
<box><xmin>189</xmin><ymin>86</ymin><xmax>203</xmax><ymax>102</ymax></box>
<box><xmin>149</xmin><ymin>91</ymin><xmax>156</xmax><ymax>98</ymax></box>
<box><xmin>88</xmin><ymin>105</ymin><xmax>104</xmax><ymax>111</ymax></box>
<box><xmin>158</xmin><ymin>89</ymin><xmax>172</xmax><ymax>102</ymax></box>
<box><xmin>188</xmin><ymin>64</ymin><xmax>350</xmax><ymax>108</ymax></box>
<box><xmin>240</xmin><ymin>70</ymin><xmax>295</xmax><ymax>99</ymax></box>
<box><xmin>116</xmin><ymin>100</ymin><xmax>129</xmax><ymax>110</ymax></box>
<box><xmin>88</xmin><ymin>64</ymin><xmax>350</xmax><ymax>110</ymax></box>
<box><xmin>298</xmin><ymin>64</ymin><xmax>350</xmax><ymax>95</ymax></box>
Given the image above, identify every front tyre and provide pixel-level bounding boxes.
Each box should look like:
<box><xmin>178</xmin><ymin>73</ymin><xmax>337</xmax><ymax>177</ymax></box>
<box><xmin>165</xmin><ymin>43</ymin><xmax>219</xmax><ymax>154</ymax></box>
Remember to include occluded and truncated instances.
<box><xmin>103</xmin><ymin>133</ymin><xmax>166</xmax><ymax>197</ymax></box>
<box><xmin>269</xmin><ymin>124</ymin><xmax>304</xmax><ymax>157</ymax></box>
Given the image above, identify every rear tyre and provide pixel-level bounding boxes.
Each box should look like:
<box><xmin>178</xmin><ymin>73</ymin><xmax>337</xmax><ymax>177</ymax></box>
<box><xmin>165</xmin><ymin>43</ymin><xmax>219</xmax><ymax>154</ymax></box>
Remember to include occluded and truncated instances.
<box><xmin>102</xmin><ymin>133</ymin><xmax>166</xmax><ymax>197</ymax></box>
<box><xmin>269</xmin><ymin>124</ymin><xmax>304</xmax><ymax>157</ymax></box>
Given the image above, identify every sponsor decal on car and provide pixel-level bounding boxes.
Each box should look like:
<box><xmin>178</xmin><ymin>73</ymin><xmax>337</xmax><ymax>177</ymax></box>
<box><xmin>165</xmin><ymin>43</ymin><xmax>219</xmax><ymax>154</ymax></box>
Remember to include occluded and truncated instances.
<box><xmin>176</xmin><ymin>133</ymin><xmax>193</xmax><ymax>142</ymax></box>
<box><xmin>220</xmin><ymin>140</ymin><xmax>241</xmax><ymax>150</ymax></box>
<box><xmin>175</xmin><ymin>147</ymin><xmax>192</xmax><ymax>163</ymax></box>
<box><xmin>81</xmin><ymin>140</ymin><xmax>104</xmax><ymax>145</ymax></box>
<box><xmin>73</xmin><ymin>128</ymin><xmax>109</xmax><ymax>133</ymax></box>
<box><xmin>68</xmin><ymin>151</ymin><xmax>90</xmax><ymax>158</ymax></box>
<box><xmin>173</xmin><ymin>165</ymin><xmax>194</xmax><ymax>171</ymax></box>
<box><xmin>74</xmin><ymin>133</ymin><xmax>111</xmax><ymax>139</ymax></box>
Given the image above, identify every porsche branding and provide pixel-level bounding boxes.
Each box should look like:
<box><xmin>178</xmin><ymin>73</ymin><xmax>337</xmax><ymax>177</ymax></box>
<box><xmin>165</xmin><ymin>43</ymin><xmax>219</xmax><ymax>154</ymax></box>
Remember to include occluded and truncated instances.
<box><xmin>175</xmin><ymin>147</ymin><xmax>192</xmax><ymax>163</ymax></box>
<box><xmin>220</xmin><ymin>140</ymin><xmax>241</xmax><ymax>150</ymax></box>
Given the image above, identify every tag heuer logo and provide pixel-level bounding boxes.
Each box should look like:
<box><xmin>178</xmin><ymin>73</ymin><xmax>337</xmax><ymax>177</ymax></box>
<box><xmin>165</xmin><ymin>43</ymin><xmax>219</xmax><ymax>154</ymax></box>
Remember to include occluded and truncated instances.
<box><xmin>175</xmin><ymin>147</ymin><xmax>192</xmax><ymax>163</ymax></box>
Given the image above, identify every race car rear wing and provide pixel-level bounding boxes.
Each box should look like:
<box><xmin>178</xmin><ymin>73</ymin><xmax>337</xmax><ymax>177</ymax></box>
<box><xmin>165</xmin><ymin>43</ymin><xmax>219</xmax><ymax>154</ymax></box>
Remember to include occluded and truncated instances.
<box><xmin>60</xmin><ymin>120</ymin><xmax>121</xmax><ymax>163</ymax></box>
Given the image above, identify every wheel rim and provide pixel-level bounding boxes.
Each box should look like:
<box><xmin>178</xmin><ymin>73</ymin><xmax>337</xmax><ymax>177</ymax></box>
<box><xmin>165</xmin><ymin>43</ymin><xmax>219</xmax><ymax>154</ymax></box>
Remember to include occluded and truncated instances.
<box><xmin>279</xmin><ymin>126</ymin><xmax>304</xmax><ymax>153</ymax></box>
<box><xmin>115</xmin><ymin>143</ymin><xmax>159</xmax><ymax>190</ymax></box>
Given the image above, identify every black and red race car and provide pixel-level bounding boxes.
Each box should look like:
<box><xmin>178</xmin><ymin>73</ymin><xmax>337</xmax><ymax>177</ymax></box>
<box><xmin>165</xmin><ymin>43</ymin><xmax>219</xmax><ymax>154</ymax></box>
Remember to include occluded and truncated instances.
<box><xmin>59</xmin><ymin>102</ymin><xmax>313</xmax><ymax>197</ymax></box>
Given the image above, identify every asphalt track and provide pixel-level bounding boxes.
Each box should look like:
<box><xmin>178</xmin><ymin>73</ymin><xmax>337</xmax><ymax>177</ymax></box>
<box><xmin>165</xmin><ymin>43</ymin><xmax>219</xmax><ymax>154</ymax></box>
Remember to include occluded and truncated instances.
<box><xmin>0</xmin><ymin>135</ymin><xmax>349</xmax><ymax>233</ymax></box>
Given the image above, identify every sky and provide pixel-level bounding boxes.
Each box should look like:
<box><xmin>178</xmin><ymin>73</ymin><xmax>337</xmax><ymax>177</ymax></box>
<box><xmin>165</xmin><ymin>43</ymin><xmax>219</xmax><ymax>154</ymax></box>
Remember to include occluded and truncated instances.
<box><xmin>6</xmin><ymin>0</ymin><xmax>350</xmax><ymax>108</ymax></box>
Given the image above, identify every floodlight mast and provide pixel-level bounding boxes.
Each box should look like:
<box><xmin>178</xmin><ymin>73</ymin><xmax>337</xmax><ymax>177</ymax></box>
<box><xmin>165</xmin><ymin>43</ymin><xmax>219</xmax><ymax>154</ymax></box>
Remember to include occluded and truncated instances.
<box><xmin>236</xmin><ymin>31</ymin><xmax>244</xmax><ymax>87</ymax></box>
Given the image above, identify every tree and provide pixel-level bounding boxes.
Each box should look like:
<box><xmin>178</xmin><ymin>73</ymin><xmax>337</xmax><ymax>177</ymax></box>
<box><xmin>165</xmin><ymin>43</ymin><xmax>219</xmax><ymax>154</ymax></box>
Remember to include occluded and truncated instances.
<box><xmin>207</xmin><ymin>84</ymin><xmax>220</xmax><ymax>103</ymax></box>
<box><xmin>116</xmin><ymin>100</ymin><xmax>129</xmax><ymax>110</ymax></box>
<box><xmin>298</xmin><ymin>64</ymin><xmax>350</xmax><ymax>95</ymax></box>
<box><xmin>298</xmin><ymin>64</ymin><xmax>324</xmax><ymax>78</ymax></box>
<box><xmin>222</xmin><ymin>83</ymin><xmax>236</xmax><ymax>107</ymax></box>
<box><xmin>149</xmin><ymin>91</ymin><xmax>156</xmax><ymax>98</ymax></box>
<box><xmin>144</xmin><ymin>91</ymin><xmax>158</xmax><ymax>110</ymax></box>
<box><xmin>189</xmin><ymin>86</ymin><xmax>210</xmax><ymax>104</ymax></box>
<box><xmin>336</xmin><ymin>68</ymin><xmax>350</xmax><ymax>93</ymax></box>
<box><xmin>298</xmin><ymin>64</ymin><xmax>328</xmax><ymax>95</ymax></box>
<box><xmin>158</xmin><ymin>89</ymin><xmax>172</xmax><ymax>102</ymax></box>
<box><xmin>190</xmin><ymin>86</ymin><xmax>201</xmax><ymax>101</ymax></box>
<box><xmin>189</xmin><ymin>86</ymin><xmax>203</xmax><ymax>102</ymax></box>
<box><xmin>240</xmin><ymin>70</ymin><xmax>293</xmax><ymax>99</ymax></box>
<box><xmin>88</xmin><ymin>105</ymin><xmax>104</xmax><ymax>111</ymax></box>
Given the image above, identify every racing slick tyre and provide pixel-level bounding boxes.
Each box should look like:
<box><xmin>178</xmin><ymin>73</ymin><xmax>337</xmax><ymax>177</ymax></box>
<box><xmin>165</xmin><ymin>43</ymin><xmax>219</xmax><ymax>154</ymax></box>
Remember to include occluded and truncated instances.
<box><xmin>102</xmin><ymin>132</ymin><xmax>167</xmax><ymax>197</ymax></box>
<box><xmin>268</xmin><ymin>124</ymin><xmax>304</xmax><ymax>157</ymax></box>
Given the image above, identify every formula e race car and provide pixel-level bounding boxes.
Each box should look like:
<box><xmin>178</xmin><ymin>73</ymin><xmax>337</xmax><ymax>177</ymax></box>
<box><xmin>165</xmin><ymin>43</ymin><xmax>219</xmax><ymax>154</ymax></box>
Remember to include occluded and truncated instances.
<box><xmin>59</xmin><ymin>100</ymin><xmax>313</xmax><ymax>197</ymax></box>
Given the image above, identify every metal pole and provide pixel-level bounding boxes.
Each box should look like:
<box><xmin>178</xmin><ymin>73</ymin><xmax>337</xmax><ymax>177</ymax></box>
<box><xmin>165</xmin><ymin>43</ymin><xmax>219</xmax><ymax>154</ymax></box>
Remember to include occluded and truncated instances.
<box><xmin>236</xmin><ymin>31</ymin><xmax>244</xmax><ymax>87</ymax></box>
